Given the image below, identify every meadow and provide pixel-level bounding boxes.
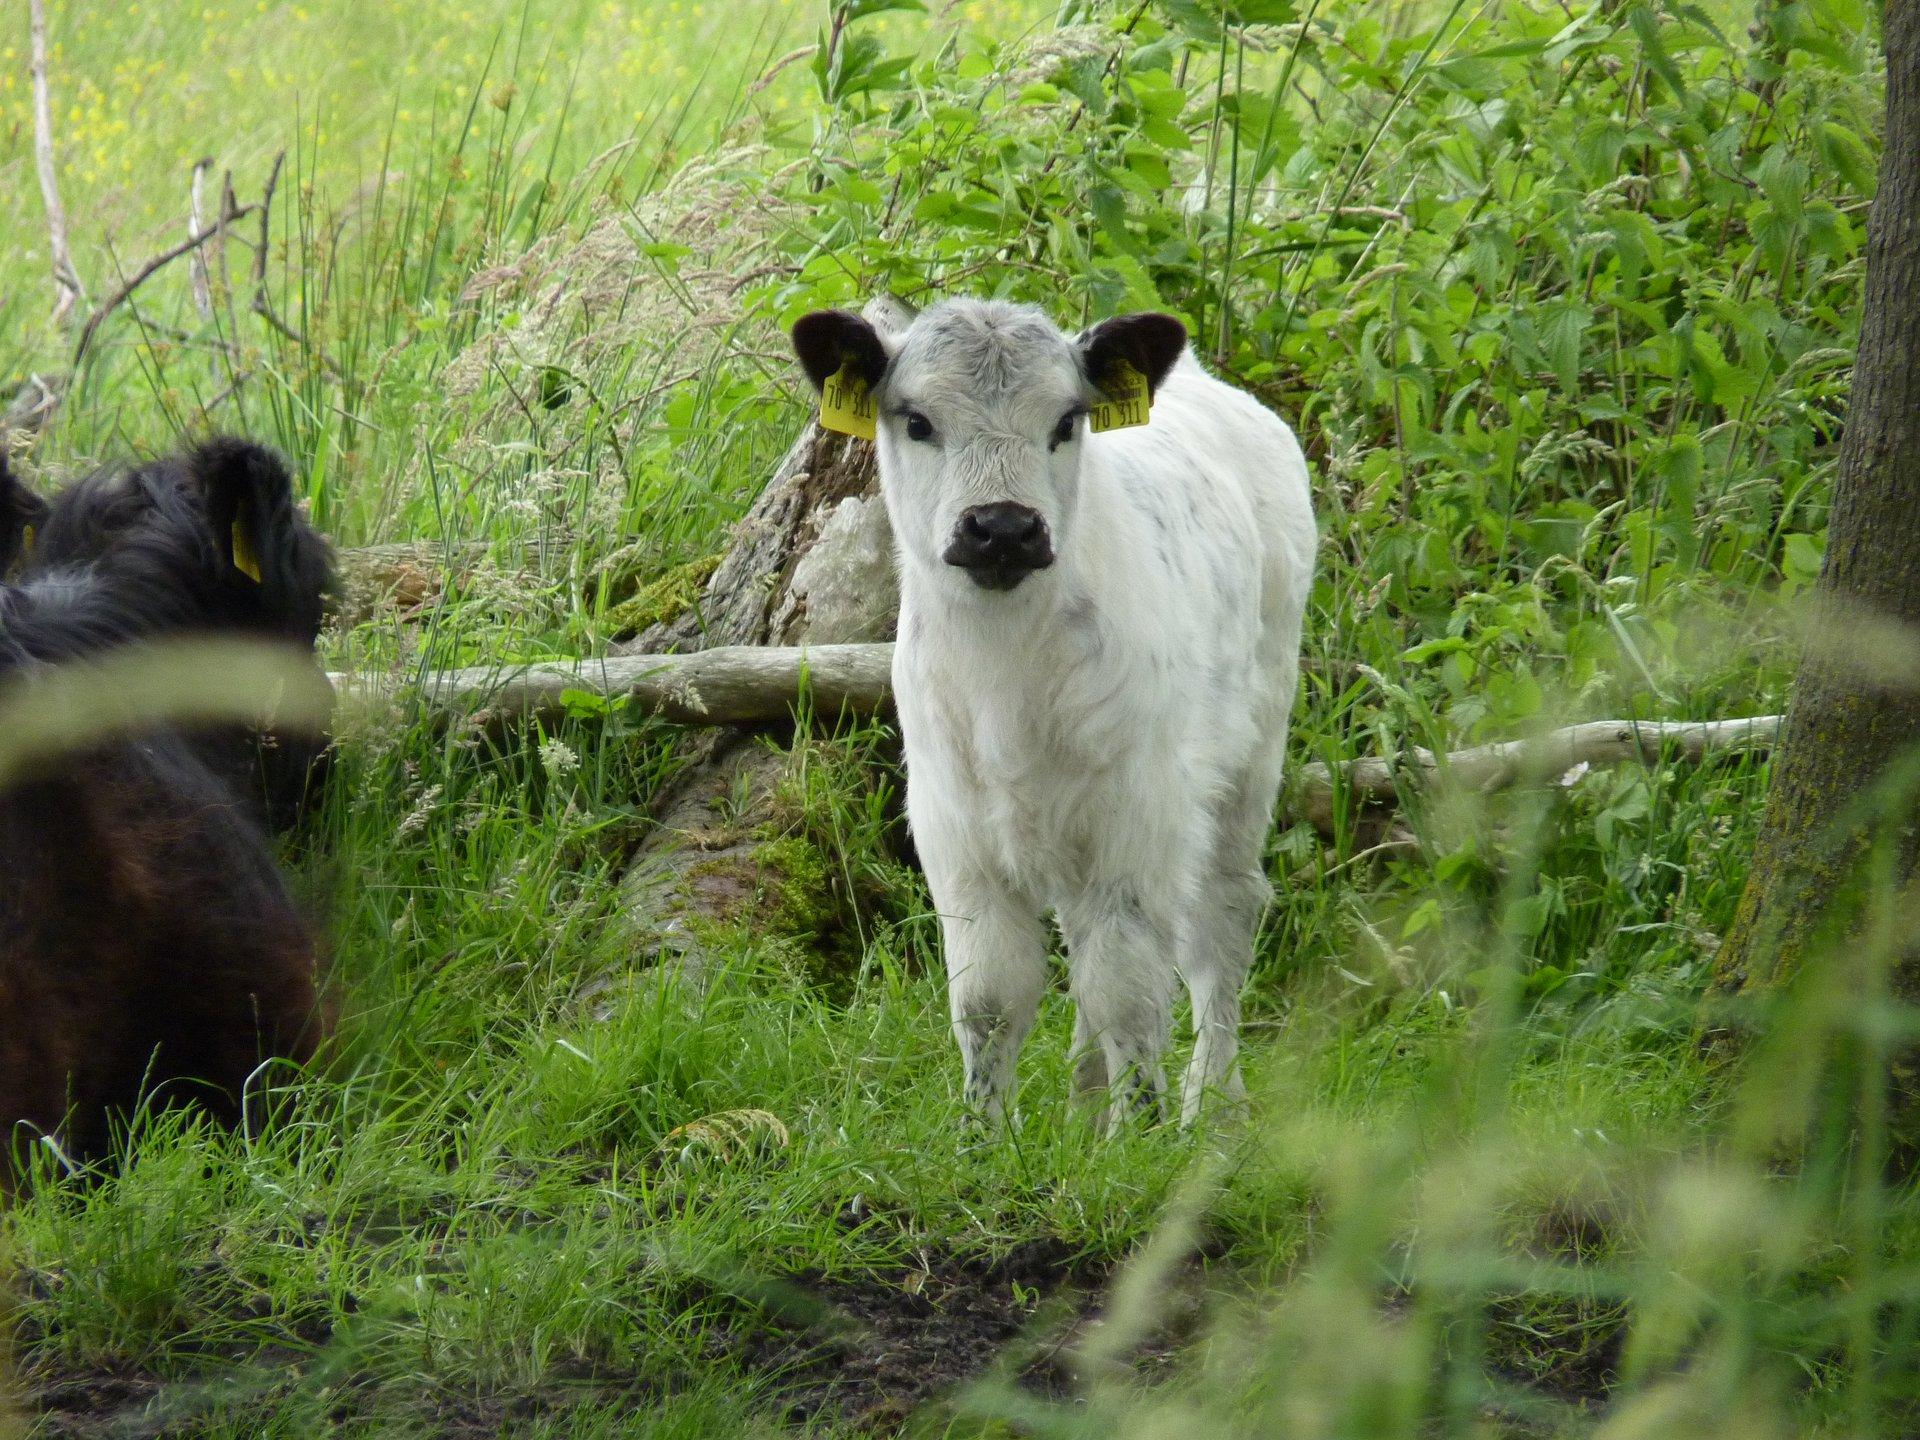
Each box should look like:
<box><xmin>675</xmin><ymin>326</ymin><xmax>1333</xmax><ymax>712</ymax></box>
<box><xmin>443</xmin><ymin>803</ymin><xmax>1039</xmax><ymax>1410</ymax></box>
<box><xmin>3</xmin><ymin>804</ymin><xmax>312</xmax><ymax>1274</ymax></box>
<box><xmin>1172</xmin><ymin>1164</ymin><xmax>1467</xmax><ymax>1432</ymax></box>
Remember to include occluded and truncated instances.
<box><xmin>2</xmin><ymin>0</ymin><xmax>1914</xmax><ymax>1435</ymax></box>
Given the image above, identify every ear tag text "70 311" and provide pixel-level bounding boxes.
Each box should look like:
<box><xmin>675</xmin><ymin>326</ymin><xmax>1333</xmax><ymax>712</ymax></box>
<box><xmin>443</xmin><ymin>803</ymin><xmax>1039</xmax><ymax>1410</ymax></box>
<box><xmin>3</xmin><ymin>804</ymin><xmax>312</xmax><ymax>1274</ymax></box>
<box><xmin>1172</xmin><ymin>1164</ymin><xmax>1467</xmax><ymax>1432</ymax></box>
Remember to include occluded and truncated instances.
<box><xmin>1089</xmin><ymin>359</ymin><xmax>1151</xmax><ymax>433</ymax></box>
<box><xmin>820</xmin><ymin>362</ymin><xmax>877</xmax><ymax>440</ymax></box>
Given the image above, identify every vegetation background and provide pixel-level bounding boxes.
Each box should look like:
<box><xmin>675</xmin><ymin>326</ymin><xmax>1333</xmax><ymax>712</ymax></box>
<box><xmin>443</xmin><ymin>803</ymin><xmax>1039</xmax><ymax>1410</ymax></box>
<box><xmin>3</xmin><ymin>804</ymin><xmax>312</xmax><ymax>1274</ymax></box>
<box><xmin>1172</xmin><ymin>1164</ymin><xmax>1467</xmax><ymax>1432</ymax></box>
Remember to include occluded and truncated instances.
<box><xmin>2</xmin><ymin>0</ymin><xmax>1912</xmax><ymax>1435</ymax></box>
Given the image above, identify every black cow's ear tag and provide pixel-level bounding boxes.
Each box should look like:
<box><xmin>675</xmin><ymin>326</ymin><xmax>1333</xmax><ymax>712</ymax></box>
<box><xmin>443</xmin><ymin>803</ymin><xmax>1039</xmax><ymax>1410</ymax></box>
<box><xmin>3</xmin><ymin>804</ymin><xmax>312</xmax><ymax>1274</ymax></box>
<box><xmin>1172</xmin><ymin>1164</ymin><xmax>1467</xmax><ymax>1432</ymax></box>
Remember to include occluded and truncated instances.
<box><xmin>20</xmin><ymin>524</ymin><xmax>35</xmax><ymax>557</ymax></box>
<box><xmin>1089</xmin><ymin>359</ymin><xmax>1151</xmax><ymax>433</ymax></box>
<box><xmin>231</xmin><ymin>518</ymin><xmax>264</xmax><ymax>583</ymax></box>
<box><xmin>820</xmin><ymin>361</ymin><xmax>877</xmax><ymax>440</ymax></box>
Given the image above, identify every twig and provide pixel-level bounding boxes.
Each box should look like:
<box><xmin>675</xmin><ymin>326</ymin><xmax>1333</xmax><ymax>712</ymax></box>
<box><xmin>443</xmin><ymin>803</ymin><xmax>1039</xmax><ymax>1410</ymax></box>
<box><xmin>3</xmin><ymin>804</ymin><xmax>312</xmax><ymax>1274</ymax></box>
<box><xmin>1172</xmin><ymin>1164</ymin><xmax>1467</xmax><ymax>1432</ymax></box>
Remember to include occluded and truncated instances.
<box><xmin>252</xmin><ymin>151</ymin><xmax>283</xmax><ymax>294</ymax></box>
<box><xmin>3</xmin><ymin>373</ymin><xmax>66</xmax><ymax>437</ymax></box>
<box><xmin>188</xmin><ymin>157</ymin><xmax>216</xmax><ymax>319</ymax></box>
<box><xmin>250</xmin><ymin>152</ymin><xmax>343</xmax><ymax>377</ymax></box>
<box><xmin>72</xmin><ymin>199</ymin><xmax>258</xmax><ymax>365</ymax></box>
<box><xmin>28</xmin><ymin>0</ymin><xmax>85</xmax><ymax>326</ymax></box>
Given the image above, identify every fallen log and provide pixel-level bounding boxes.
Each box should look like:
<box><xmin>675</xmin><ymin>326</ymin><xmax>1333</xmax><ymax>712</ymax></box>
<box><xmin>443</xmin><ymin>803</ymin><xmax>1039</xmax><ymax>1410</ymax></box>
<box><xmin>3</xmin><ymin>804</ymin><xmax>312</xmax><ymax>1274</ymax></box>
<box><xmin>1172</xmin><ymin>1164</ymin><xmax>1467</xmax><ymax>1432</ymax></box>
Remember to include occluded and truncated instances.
<box><xmin>1289</xmin><ymin>713</ymin><xmax>1782</xmax><ymax>834</ymax></box>
<box><xmin>330</xmin><ymin>643</ymin><xmax>1782</xmax><ymax>836</ymax></box>
<box><xmin>333</xmin><ymin>643</ymin><xmax>892</xmax><ymax>728</ymax></box>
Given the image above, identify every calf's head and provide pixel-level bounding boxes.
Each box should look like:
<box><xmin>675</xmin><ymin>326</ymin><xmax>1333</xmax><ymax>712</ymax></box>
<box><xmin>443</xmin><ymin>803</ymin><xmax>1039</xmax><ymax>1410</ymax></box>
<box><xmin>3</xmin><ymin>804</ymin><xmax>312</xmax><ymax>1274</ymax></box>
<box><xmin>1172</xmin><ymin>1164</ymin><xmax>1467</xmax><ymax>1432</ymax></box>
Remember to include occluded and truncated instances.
<box><xmin>791</xmin><ymin>300</ymin><xmax>1186</xmax><ymax>594</ymax></box>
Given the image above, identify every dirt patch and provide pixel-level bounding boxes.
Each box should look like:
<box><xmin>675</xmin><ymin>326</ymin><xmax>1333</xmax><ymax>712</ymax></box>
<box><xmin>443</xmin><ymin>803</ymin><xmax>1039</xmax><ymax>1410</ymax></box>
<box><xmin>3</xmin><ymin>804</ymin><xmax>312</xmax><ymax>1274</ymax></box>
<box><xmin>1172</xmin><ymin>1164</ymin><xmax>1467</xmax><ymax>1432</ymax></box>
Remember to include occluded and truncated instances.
<box><xmin>733</xmin><ymin>1237</ymin><xmax>1105</xmax><ymax>1431</ymax></box>
<box><xmin>16</xmin><ymin>1241</ymin><xmax>1620</xmax><ymax>1438</ymax></box>
<box><xmin>21</xmin><ymin>1369</ymin><xmax>164</xmax><ymax>1439</ymax></box>
<box><xmin>16</xmin><ymin>1241</ymin><xmax>1107</xmax><ymax>1438</ymax></box>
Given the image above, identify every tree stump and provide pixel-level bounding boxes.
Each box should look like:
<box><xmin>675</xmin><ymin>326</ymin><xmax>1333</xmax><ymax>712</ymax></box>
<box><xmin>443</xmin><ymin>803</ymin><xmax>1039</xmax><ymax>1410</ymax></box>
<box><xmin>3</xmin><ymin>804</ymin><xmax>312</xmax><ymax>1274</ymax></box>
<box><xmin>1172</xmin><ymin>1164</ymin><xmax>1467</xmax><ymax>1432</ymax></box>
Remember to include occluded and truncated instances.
<box><xmin>609</xmin><ymin>297</ymin><xmax>910</xmax><ymax>988</ymax></box>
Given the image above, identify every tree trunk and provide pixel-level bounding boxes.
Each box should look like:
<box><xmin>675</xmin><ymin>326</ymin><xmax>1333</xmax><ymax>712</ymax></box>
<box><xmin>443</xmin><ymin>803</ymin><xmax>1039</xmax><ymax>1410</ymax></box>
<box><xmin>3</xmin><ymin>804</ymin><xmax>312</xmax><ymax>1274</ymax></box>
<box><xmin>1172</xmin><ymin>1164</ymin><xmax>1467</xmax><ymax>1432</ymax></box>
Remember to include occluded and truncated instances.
<box><xmin>1712</xmin><ymin>6</ymin><xmax>1920</xmax><ymax>1029</ymax></box>
<box><xmin>605</xmin><ymin>297</ymin><xmax>908</xmax><ymax>987</ymax></box>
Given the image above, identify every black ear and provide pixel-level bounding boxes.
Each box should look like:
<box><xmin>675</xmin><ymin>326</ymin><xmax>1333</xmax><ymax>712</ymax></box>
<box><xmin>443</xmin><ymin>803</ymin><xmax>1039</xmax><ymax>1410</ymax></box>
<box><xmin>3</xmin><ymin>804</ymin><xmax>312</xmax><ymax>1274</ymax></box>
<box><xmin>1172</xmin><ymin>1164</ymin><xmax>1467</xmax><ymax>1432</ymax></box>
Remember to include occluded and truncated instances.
<box><xmin>185</xmin><ymin>436</ymin><xmax>334</xmax><ymax>641</ymax></box>
<box><xmin>792</xmin><ymin>310</ymin><xmax>890</xmax><ymax>393</ymax></box>
<box><xmin>187</xmin><ymin>436</ymin><xmax>297</xmax><ymax>585</ymax></box>
<box><xmin>1077</xmin><ymin>312</ymin><xmax>1188</xmax><ymax>400</ymax></box>
<box><xmin>0</xmin><ymin>454</ymin><xmax>48</xmax><ymax>572</ymax></box>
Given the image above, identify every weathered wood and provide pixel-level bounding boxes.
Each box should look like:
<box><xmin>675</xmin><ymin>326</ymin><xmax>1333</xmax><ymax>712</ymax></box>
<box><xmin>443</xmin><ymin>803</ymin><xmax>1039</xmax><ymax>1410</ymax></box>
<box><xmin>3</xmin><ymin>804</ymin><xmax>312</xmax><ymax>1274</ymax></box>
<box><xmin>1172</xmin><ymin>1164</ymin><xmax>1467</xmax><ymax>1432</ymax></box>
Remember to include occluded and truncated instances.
<box><xmin>333</xmin><ymin>641</ymin><xmax>1781</xmax><ymax>836</ymax></box>
<box><xmin>333</xmin><ymin>644</ymin><xmax>891</xmax><ymax>727</ymax></box>
<box><xmin>620</xmin><ymin>295</ymin><xmax>913</xmax><ymax>656</ymax></box>
<box><xmin>29</xmin><ymin>0</ymin><xmax>84</xmax><ymax>327</ymax></box>
<box><xmin>1292</xmin><ymin>714</ymin><xmax>1783</xmax><ymax>833</ymax></box>
<box><xmin>593</xmin><ymin>295</ymin><xmax>909</xmax><ymax>980</ymax></box>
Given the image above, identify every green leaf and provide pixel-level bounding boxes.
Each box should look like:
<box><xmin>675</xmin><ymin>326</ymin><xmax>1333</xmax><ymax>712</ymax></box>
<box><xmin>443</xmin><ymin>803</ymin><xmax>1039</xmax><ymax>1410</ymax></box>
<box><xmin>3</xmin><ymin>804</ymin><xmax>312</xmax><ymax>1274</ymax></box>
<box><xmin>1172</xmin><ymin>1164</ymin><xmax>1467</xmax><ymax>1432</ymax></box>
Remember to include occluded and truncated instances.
<box><xmin>1626</xmin><ymin>2</ymin><xmax>1689</xmax><ymax>103</ymax></box>
<box><xmin>1817</xmin><ymin>121</ymin><xmax>1877</xmax><ymax>198</ymax></box>
<box><xmin>841</xmin><ymin>0</ymin><xmax>924</xmax><ymax>18</ymax></box>
<box><xmin>1403</xmin><ymin>636</ymin><xmax>1471</xmax><ymax>663</ymax></box>
<box><xmin>1540</xmin><ymin>300</ymin><xmax>1593</xmax><ymax>391</ymax></box>
<box><xmin>537</xmin><ymin>367</ymin><xmax>574</xmax><ymax>409</ymax></box>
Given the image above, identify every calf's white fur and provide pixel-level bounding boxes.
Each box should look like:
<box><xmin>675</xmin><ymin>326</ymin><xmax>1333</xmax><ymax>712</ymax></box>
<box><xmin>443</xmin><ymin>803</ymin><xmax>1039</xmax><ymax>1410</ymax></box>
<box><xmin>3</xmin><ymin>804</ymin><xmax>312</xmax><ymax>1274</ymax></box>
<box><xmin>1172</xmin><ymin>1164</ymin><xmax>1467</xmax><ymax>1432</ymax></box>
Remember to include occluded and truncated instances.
<box><xmin>792</xmin><ymin>299</ymin><xmax>1315</xmax><ymax>1128</ymax></box>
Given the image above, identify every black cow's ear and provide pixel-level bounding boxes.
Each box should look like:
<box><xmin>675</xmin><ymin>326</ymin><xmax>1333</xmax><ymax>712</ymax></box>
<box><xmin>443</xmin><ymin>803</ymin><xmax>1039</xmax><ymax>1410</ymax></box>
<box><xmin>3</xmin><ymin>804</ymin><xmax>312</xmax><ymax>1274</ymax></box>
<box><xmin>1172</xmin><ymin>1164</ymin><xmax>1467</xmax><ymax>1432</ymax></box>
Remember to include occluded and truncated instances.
<box><xmin>187</xmin><ymin>437</ymin><xmax>298</xmax><ymax>585</ymax></box>
<box><xmin>0</xmin><ymin>455</ymin><xmax>48</xmax><ymax>571</ymax></box>
<box><xmin>1077</xmin><ymin>312</ymin><xmax>1188</xmax><ymax>399</ymax></box>
<box><xmin>792</xmin><ymin>310</ymin><xmax>891</xmax><ymax>393</ymax></box>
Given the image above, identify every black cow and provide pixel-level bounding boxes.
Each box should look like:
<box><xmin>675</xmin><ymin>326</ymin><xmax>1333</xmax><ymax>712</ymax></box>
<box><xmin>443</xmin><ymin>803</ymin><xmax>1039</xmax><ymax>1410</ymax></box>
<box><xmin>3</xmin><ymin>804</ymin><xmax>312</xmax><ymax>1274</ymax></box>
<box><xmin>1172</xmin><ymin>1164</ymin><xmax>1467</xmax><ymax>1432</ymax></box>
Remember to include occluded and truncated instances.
<box><xmin>0</xmin><ymin>439</ymin><xmax>334</xmax><ymax>1186</ymax></box>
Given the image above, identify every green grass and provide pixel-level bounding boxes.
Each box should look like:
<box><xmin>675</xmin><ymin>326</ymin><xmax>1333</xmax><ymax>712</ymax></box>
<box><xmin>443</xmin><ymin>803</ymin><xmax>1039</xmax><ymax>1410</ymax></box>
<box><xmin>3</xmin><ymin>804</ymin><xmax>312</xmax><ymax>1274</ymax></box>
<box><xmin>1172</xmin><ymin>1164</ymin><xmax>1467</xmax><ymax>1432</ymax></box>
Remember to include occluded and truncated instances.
<box><xmin>5</xmin><ymin>0</ymin><xmax>1919</xmax><ymax>1435</ymax></box>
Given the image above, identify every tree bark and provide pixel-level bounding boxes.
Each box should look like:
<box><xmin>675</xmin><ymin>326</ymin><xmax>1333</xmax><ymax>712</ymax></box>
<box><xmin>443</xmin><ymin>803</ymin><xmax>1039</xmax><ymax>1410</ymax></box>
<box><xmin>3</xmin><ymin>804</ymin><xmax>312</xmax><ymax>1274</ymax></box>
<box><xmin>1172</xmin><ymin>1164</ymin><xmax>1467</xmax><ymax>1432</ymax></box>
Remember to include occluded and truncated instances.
<box><xmin>1712</xmin><ymin>5</ymin><xmax>1920</xmax><ymax>1021</ymax></box>
<box><xmin>600</xmin><ymin>296</ymin><xmax>910</xmax><ymax>986</ymax></box>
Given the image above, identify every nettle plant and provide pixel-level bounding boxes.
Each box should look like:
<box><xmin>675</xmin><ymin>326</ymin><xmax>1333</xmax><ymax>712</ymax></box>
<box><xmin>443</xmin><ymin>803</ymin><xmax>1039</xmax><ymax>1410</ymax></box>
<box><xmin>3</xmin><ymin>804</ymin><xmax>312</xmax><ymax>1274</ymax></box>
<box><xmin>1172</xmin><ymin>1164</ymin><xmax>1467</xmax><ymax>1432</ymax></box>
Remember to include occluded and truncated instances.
<box><xmin>761</xmin><ymin>0</ymin><xmax>1872</xmax><ymax>718</ymax></box>
<box><xmin>741</xmin><ymin>0</ymin><xmax>1875</xmax><ymax>996</ymax></box>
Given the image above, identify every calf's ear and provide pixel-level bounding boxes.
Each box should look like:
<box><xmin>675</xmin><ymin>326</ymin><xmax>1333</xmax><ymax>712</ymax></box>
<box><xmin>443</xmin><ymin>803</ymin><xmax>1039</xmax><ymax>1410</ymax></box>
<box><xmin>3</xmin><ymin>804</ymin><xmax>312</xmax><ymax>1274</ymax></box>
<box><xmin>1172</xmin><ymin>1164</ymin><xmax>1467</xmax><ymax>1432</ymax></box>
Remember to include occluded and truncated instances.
<box><xmin>0</xmin><ymin>455</ymin><xmax>48</xmax><ymax>571</ymax></box>
<box><xmin>792</xmin><ymin>310</ymin><xmax>891</xmax><ymax>393</ymax></box>
<box><xmin>1077</xmin><ymin>312</ymin><xmax>1188</xmax><ymax>399</ymax></box>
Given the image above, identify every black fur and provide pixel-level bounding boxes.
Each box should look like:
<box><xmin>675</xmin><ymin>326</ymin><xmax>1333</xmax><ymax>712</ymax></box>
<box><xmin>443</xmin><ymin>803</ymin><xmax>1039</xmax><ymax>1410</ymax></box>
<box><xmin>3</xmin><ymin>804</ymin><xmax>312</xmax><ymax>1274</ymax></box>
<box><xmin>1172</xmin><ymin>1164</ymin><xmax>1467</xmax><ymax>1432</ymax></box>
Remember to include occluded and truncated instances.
<box><xmin>0</xmin><ymin>438</ymin><xmax>332</xmax><ymax>1188</ymax></box>
<box><xmin>1077</xmin><ymin>312</ymin><xmax>1188</xmax><ymax>400</ymax></box>
<box><xmin>15</xmin><ymin>438</ymin><xmax>336</xmax><ymax>831</ymax></box>
<box><xmin>0</xmin><ymin>454</ymin><xmax>47</xmax><ymax>576</ymax></box>
<box><xmin>792</xmin><ymin>309</ymin><xmax>891</xmax><ymax>393</ymax></box>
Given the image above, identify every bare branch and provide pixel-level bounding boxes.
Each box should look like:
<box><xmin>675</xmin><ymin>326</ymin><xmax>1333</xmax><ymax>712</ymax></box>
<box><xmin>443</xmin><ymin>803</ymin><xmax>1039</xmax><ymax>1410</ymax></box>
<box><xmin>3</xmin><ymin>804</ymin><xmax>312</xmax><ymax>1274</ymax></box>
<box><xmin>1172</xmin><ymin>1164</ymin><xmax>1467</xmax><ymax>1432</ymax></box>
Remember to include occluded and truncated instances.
<box><xmin>247</xmin><ymin>151</ymin><xmax>342</xmax><ymax>376</ymax></box>
<box><xmin>252</xmin><ymin>150</ymin><xmax>284</xmax><ymax>293</ymax></box>
<box><xmin>1288</xmin><ymin>715</ymin><xmax>1783</xmax><ymax>835</ymax></box>
<box><xmin>72</xmin><ymin>199</ymin><xmax>258</xmax><ymax>366</ymax></box>
<box><xmin>3</xmin><ymin>372</ymin><xmax>66</xmax><ymax>438</ymax></box>
<box><xmin>333</xmin><ymin>645</ymin><xmax>893</xmax><ymax>730</ymax></box>
<box><xmin>188</xmin><ymin>157</ymin><xmax>215</xmax><ymax>319</ymax></box>
<box><xmin>28</xmin><ymin>0</ymin><xmax>85</xmax><ymax>326</ymax></box>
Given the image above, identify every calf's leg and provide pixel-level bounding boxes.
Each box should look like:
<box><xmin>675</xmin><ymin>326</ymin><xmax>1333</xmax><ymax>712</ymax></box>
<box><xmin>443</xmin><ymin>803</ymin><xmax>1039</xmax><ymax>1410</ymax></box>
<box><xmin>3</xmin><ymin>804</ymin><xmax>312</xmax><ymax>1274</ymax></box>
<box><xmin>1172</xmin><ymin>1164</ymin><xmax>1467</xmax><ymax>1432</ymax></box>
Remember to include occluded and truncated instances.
<box><xmin>1178</xmin><ymin>745</ymin><xmax>1286</xmax><ymax>1126</ymax></box>
<box><xmin>1070</xmin><ymin>1005</ymin><xmax>1109</xmax><ymax>1105</ymax></box>
<box><xmin>932</xmin><ymin>870</ymin><xmax>1048</xmax><ymax>1123</ymax></box>
<box><xmin>1177</xmin><ymin>869</ymin><xmax>1269</xmax><ymax>1125</ymax></box>
<box><xmin>1058</xmin><ymin>888</ymin><xmax>1178</xmax><ymax>1133</ymax></box>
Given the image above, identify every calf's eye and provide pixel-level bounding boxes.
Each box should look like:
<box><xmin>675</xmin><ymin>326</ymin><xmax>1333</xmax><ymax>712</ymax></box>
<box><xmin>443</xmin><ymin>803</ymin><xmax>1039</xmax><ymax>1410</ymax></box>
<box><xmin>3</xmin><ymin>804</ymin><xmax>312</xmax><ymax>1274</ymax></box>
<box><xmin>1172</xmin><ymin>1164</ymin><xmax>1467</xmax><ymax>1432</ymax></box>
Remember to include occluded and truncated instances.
<box><xmin>904</xmin><ymin>412</ymin><xmax>935</xmax><ymax>443</ymax></box>
<box><xmin>1050</xmin><ymin>412</ymin><xmax>1078</xmax><ymax>450</ymax></box>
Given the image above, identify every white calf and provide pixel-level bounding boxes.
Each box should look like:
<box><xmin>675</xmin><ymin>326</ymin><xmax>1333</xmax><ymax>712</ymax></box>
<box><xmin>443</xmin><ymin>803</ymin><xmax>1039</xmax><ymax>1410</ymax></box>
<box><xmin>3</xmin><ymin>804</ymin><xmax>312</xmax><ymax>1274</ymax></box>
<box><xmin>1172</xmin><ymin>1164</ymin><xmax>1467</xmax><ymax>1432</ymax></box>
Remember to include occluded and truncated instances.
<box><xmin>792</xmin><ymin>299</ymin><xmax>1315</xmax><ymax>1128</ymax></box>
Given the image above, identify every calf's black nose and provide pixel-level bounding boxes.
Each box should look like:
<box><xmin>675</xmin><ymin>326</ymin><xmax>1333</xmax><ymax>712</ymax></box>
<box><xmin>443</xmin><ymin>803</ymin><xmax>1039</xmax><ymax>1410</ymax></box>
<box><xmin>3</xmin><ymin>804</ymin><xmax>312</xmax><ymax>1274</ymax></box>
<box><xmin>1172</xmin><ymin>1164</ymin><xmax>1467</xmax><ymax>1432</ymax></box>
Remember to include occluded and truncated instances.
<box><xmin>943</xmin><ymin>503</ymin><xmax>1053</xmax><ymax>590</ymax></box>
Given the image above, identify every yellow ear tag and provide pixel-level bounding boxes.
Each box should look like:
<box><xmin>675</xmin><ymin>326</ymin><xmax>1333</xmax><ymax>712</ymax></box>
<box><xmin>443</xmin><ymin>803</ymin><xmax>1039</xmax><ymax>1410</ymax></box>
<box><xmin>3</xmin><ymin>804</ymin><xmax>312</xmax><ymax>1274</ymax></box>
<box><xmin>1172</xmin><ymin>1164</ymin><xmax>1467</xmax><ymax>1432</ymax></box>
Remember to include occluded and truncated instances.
<box><xmin>20</xmin><ymin>524</ymin><xmax>34</xmax><ymax>557</ymax></box>
<box><xmin>231</xmin><ymin>519</ymin><xmax>263</xmax><ymax>583</ymax></box>
<box><xmin>819</xmin><ymin>361</ymin><xmax>877</xmax><ymax>440</ymax></box>
<box><xmin>1089</xmin><ymin>359</ymin><xmax>1152</xmax><ymax>433</ymax></box>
